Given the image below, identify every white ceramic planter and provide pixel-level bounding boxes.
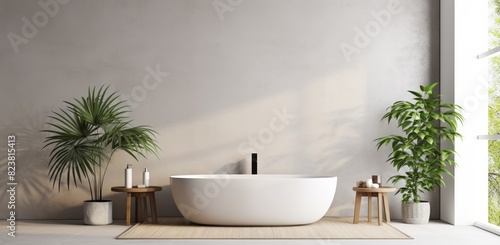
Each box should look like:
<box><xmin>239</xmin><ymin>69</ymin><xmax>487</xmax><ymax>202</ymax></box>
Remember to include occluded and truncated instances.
<box><xmin>402</xmin><ymin>201</ymin><xmax>430</xmax><ymax>224</ymax></box>
<box><xmin>83</xmin><ymin>200</ymin><xmax>113</xmax><ymax>225</ymax></box>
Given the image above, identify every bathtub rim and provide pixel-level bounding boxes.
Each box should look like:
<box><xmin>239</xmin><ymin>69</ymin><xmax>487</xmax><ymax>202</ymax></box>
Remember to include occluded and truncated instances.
<box><xmin>170</xmin><ymin>174</ymin><xmax>337</xmax><ymax>180</ymax></box>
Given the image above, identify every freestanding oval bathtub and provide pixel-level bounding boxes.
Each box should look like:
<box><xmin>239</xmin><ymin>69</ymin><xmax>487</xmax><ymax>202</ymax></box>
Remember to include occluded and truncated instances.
<box><xmin>170</xmin><ymin>174</ymin><xmax>337</xmax><ymax>226</ymax></box>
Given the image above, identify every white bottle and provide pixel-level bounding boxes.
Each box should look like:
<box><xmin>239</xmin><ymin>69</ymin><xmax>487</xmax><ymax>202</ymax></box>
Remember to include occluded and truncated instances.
<box><xmin>143</xmin><ymin>168</ymin><xmax>150</xmax><ymax>187</ymax></box>
<box><xmin>125</xmin><ymin>164</ymin><xmax>133</xmax><ymax>188</ymax></box>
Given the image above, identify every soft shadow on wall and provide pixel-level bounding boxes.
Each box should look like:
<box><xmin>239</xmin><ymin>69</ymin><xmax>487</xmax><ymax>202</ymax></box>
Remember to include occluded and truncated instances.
<box><xmin>0</xmin><ymin>107</ymin><xmax>90</xmax><ymax>219</ymax></box>
<box><xmin>0</xmin><ymin>0</ymin><xmax>440</xmax><ymax>220</ymax></box>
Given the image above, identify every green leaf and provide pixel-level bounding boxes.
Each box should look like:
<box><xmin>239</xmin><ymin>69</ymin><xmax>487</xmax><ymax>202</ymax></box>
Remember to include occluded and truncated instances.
<box><xmin>374</xmin><ymin>81</ymin><xmax>463</xmax><ymax>203</ymax></box>
<box><xmin>43</xmin><ymin>85</ymin><xmax>161</xmax><ymax>200</ymax></box>
<box><xmin>409</xmin><ymin>90</ymin><xmax>423</xmax><ymax>98</ymax></box>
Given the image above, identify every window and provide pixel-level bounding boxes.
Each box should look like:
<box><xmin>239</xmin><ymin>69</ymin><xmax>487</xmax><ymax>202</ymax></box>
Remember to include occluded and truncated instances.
<box><xmin>488</xmin><ymin>0</ymin><xmax>500</xmax><ymax>227</ymax></box>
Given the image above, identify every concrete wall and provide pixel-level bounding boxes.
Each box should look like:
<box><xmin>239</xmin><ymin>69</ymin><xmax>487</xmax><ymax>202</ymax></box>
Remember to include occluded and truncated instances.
<box><xmin>0</xmin><ymin>0</ymin><xmax>440</xmax><ymax>220</ymax></box>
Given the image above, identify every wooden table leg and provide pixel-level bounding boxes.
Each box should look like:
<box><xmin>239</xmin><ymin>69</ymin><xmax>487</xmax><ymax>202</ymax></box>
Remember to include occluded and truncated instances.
<box><xmin>126</xmin><ymin>192</ymin><xmax>131</xmax><ymax>226</ymax></box>
<box><xmin>383</xmin><ymin>192</ymin><xmax>391</xmax><ymax>223</ymax></box>
<box><xmin>142</xmin><ymin>196</ymin><xmax>148</xmax><ymax>223</ymax></box>
<box><xmin>377</xmin><ymin>192</ymin><xmax>383</xmax><ymax>226</ymax></box>
<box><xmin>135</xmin><ymin>196</ymin><xmax>139</xmax><ymax>223</ymax></box>
<box><xmin>149</xmin><ymin>193</ymin><xmax>158</xmax><ymax>224</ymax></box>
<box><xmin>367</xmin><ymin>194</ymin><xmax>372</xmax><ymax>223</ymax></box>
<box><xmin>353</xmin><ymin>192</ymin><xmax>362</xmax><ymax>224</ymax></box>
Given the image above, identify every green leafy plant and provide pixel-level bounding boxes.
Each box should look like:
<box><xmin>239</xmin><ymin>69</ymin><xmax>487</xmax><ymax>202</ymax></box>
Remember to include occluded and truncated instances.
<box><xmin>488</xmin><ymin>0</ymin><xmax>500</xmax><ymax>227</ymax></box>
<box><xmin>43</xmin><ymin>85</ymin><xmax>160</xmax><ymax>201</ymax></box>
<box><xmin>488</xmin><ymin>91</ymin><xmax>500</xmax><ymax>226</ymax></box>
<box><xmin>375</xmin><ymin>83</ymin><xmax>463</xmax><ymax>203</ymax></box>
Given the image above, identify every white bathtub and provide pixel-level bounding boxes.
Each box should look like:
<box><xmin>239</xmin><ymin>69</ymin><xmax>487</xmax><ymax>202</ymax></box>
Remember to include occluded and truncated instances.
<box><xmin>170</xmin><ymin>174</ymin><xmax>337</xmax><ymax>226</ymax></box>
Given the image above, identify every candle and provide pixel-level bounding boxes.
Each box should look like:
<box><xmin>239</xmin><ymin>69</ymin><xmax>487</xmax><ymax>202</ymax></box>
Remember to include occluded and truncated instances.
<box><xmin>366</xmin><ymin>179</ymin><xmax>373</xmax><ymax>188</ymax></box>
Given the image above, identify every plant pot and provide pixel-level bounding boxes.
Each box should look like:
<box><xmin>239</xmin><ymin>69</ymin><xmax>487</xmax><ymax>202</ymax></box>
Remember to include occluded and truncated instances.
<box><xmin>401</xmin><ymin>201</ymin><xmax>430</xmax><ymax>224</ymax></box>
<box><xmin>83</xmin><ymin>200</ymin><xmax>113</xmax><ymax>225</ymax></box>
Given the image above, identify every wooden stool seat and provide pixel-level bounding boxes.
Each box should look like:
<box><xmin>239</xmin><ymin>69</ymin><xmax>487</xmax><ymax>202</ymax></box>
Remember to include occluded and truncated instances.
<box><xmin>352</xmin><ymin>187</ymin><xmax>396</xmax><ymax>226</ymax></box>
<box><xmin>111</xmin><ymin>186</ymin><xmax>162</xmax><ymax>226</ymax></box>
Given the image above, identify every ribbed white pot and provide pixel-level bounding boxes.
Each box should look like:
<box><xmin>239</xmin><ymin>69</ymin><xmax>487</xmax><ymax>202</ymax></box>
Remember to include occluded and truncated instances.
<box><xmin>402</xmin><ymin>202</ymin><xmax>430</xmax><ymax>224</ymax></box>
<box><xmin>83</xmin><ymin>200</ymin><xmax>113</xmax><ymax>225</ymax></box>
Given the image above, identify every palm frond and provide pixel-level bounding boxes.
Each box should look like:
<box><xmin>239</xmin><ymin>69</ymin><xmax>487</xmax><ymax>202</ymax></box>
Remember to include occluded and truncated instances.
<box><xmin>43</xmin><ymin>85</ymin><xmax>160</xmax><ymax>200</ymax></box>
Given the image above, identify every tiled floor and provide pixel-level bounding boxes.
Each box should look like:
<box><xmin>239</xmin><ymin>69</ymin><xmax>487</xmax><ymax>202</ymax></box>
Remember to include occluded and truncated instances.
<box><xmin>0</xmin><ymin>219</ymin><xmax>499</xmax><ymax>245</ymax></box>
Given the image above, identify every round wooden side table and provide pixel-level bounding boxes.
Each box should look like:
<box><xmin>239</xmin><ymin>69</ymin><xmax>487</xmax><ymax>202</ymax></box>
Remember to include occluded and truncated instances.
<box><xmin>352</xmin><ymin>186</ymin><xmax>397</xmax><ymax>226</ymax></box>
<box><xmin>111</xmin><ymin>186</ymin><xmax>162</xmax><ymax>226</ymax></box>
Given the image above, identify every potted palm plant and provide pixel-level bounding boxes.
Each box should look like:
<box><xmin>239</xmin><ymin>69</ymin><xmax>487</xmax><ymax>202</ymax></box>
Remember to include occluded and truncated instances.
<box><xmin>43</xmin><ymin>85</ymin><xmax>160</xmax><ymax>225</ymax></box>
<box><xmin>375</xmin><ymin>82</ymin><xmax>463</xmax><ymax>224</ymax></box>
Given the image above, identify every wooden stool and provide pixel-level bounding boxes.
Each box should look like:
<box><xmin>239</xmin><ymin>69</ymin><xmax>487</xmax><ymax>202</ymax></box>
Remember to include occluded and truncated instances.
<box><xmin>111</xmin><ymin>186</ymin><xmax>162</xmax><ymax>226</ymax></box>
<box><xmin>352</xmin><ymin>187</ymin><xmax>396</xmax><ymax>226</ymax></box>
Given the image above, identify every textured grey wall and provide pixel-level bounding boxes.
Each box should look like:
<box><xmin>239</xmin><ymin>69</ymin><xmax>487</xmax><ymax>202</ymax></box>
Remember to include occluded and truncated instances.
<box><xmin>0</xmin><ymin>0</ymin><xmax>440</xmax><ymax>220</ymax></box>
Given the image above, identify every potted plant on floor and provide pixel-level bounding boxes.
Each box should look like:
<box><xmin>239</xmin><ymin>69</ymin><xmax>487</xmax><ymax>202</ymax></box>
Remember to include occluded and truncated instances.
<box><xmin>375</xmin><ymin>82</ymin><xmax>463</xmax><ymax>224</ymax></box>
<box><xmin>43</xmin><ymin>85</ymin><xmax>160</xmax><ymax>225</ymax></box>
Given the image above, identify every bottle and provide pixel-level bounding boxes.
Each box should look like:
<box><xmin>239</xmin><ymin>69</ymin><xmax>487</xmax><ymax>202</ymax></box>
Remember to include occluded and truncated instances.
<box><xmin>143</xmin><ymin>168</ymin><xmax>150</xmax><ymax>187</ymax></box>
<box><xmin>125</xmin><ymin>164</ymin><xmax>132</xmax><ymax>188</ymax></box>
<box><xmin>372</xmin><ymin>175</ymin><xmax>382</xmax><ymax>186</ymax></box>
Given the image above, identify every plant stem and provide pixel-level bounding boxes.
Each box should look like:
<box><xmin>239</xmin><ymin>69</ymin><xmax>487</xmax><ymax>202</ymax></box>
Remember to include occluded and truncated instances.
<box><xmin>87</xmin><ymin>176</ymin><xmax>93</xmax><ymax>201</ymax></box>
<box><xmin>100</xmin><ymin>149</ymin><xmax>115</xmax><ymax>201</ymax></box>
<box><xmin>93</xmin><ymin>164</ymin><xmax>97</xmax><ymax>200</ymax></box>
<box><xmin>98</xmin><ymin>158</ymin><xmax>102</xmax><ymax>200</ymax></box>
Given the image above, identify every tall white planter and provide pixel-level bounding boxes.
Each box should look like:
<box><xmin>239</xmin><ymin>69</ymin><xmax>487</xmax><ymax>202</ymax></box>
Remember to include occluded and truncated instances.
<box><xmin>402</xmin><ymin>202</ymin><xmax>430</xmax><ymax>224</ymax></box>
<box><xmin>84</xmin><ymin>200</ymin><xmax>113</xmax><ymax>225</ymax></box>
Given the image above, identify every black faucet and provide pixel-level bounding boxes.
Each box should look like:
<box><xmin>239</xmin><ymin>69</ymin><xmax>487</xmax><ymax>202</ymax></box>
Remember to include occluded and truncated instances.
<box><xmin>252</xmin><ymin>153</ymin><xmax>257</xmax><ymax>174</ymax></box>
